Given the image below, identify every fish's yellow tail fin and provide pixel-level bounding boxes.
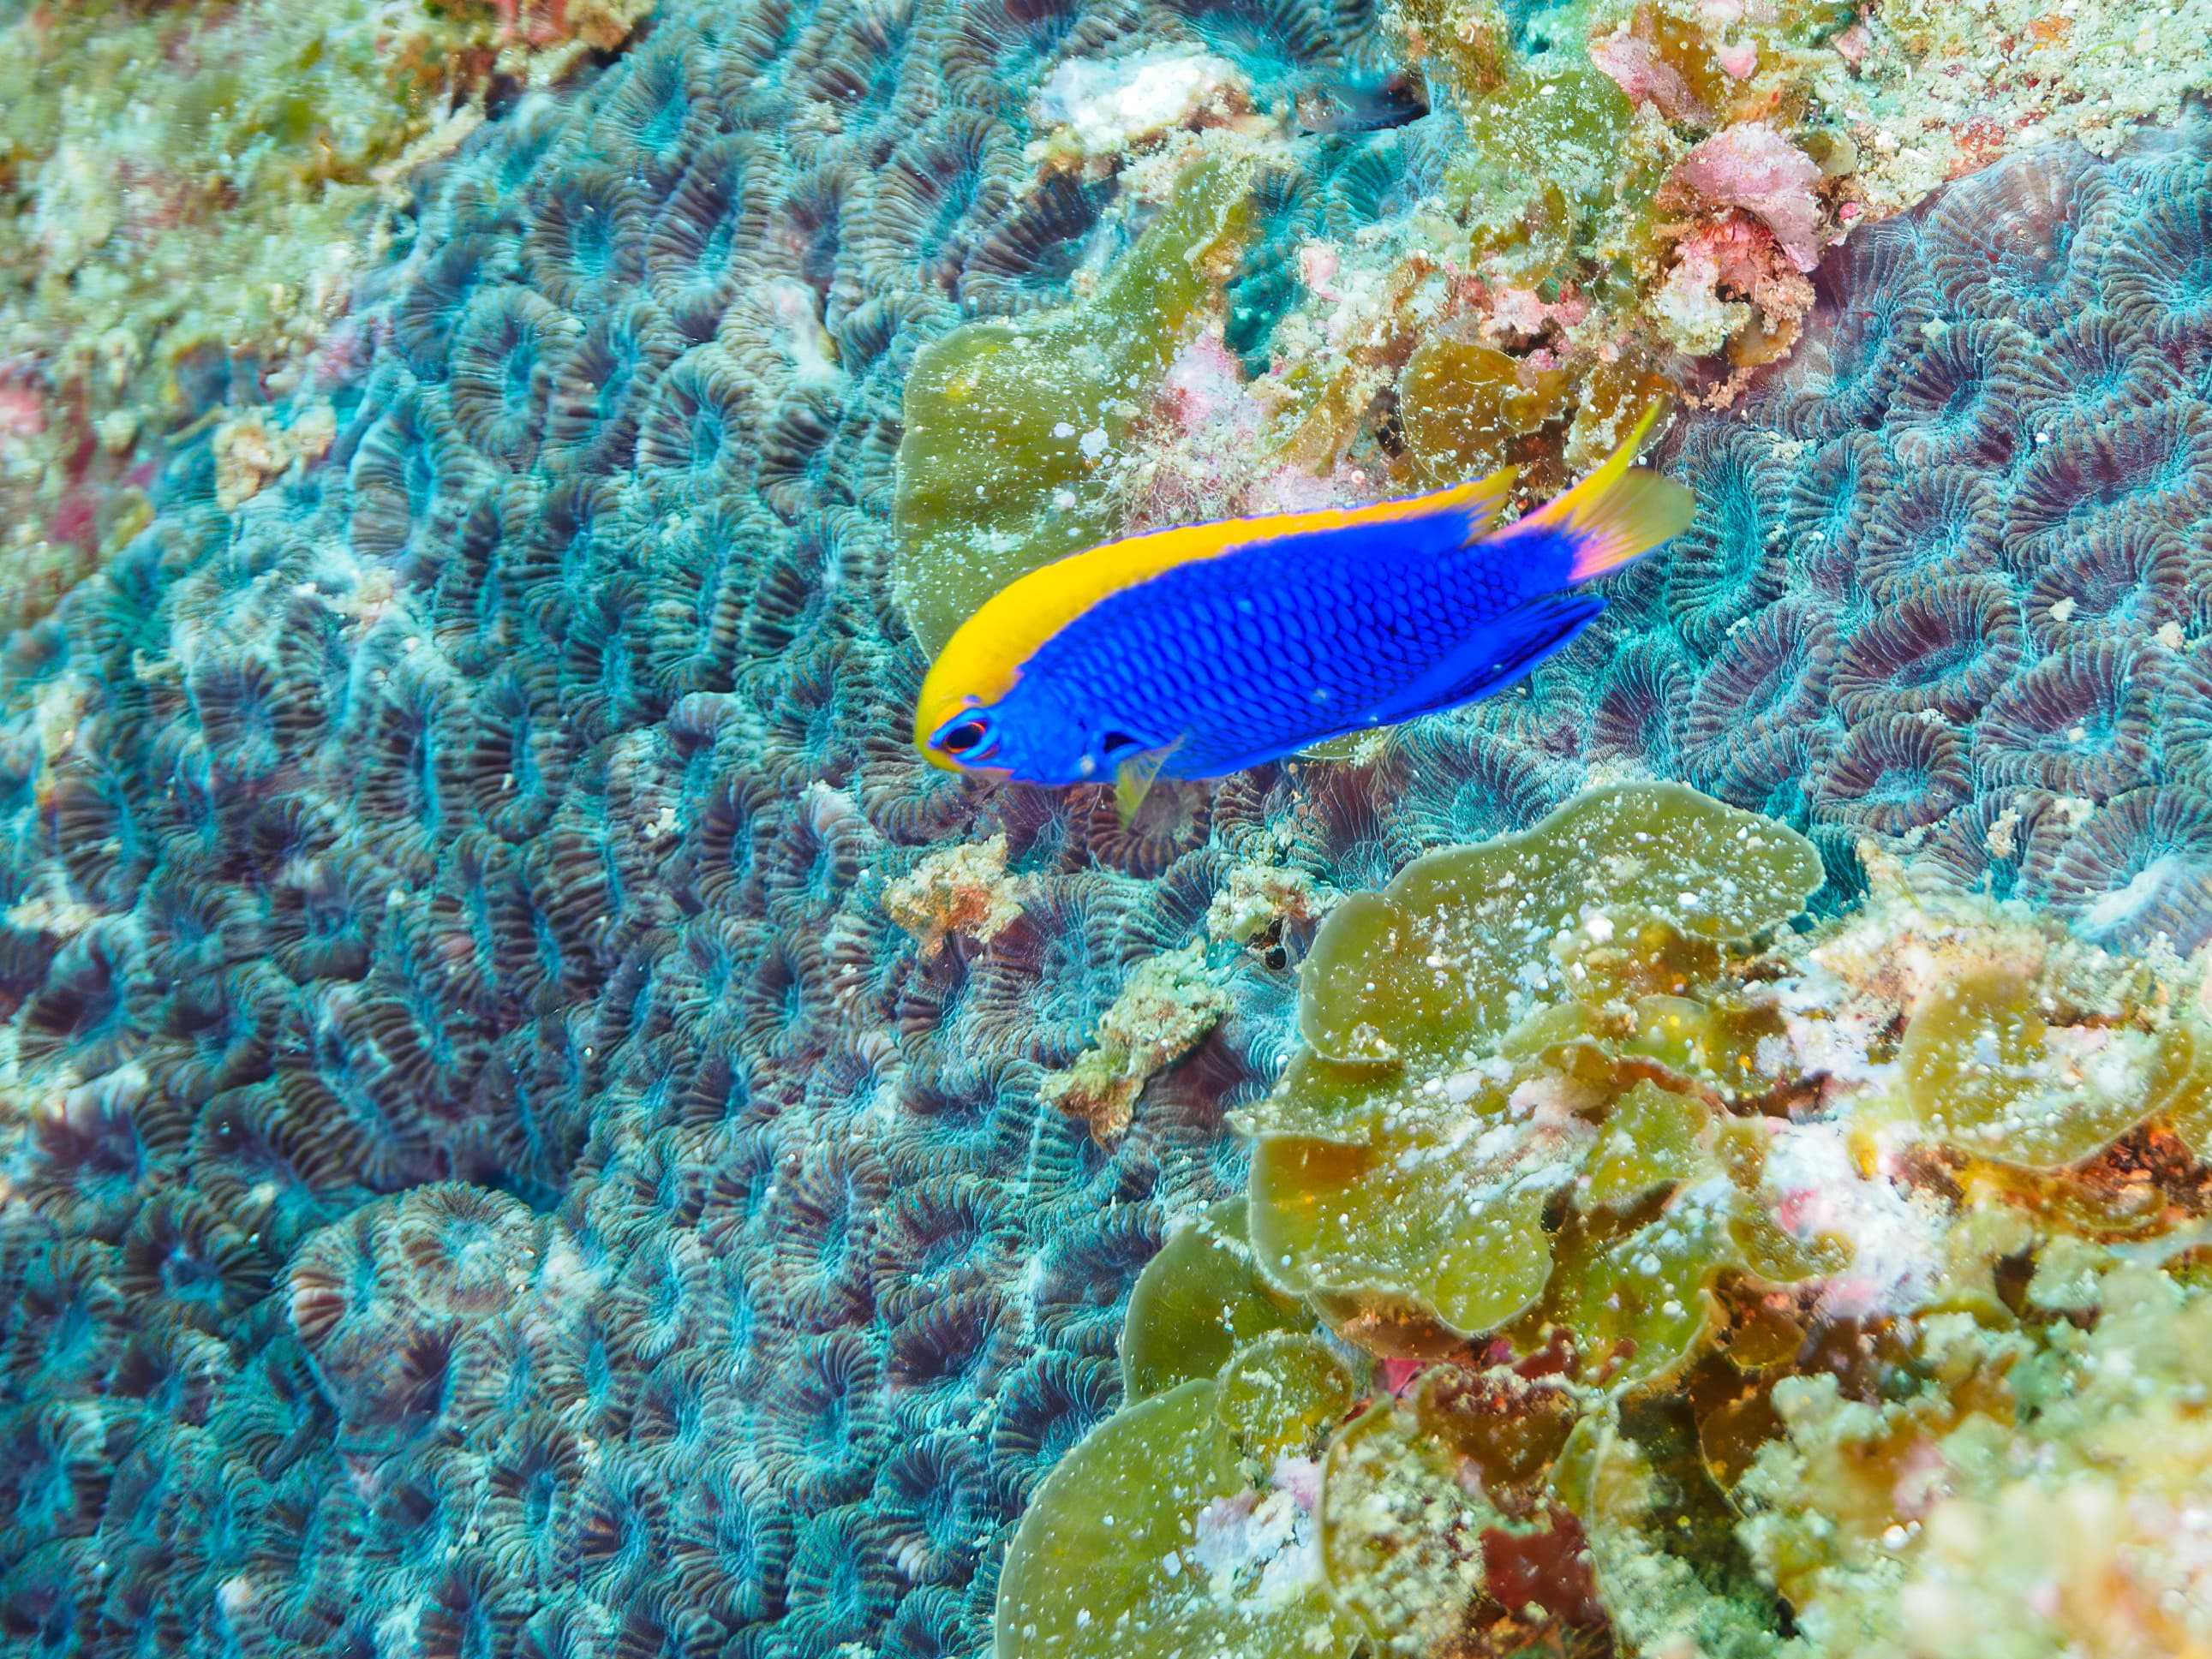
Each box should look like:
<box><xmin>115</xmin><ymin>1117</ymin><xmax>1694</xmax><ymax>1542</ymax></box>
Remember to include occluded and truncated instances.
<box><xmin>1516</xmin><ymin>403</ymin><xmax>1694</xmax><ymax>581</ymax></box>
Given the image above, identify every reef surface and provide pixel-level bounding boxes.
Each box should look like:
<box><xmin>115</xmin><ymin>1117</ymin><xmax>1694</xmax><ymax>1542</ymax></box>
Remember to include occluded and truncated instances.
<box><xmin>0</xmin><ymin>0</ymin><xmax>2209</xmax><ymax>1652</ymax></box>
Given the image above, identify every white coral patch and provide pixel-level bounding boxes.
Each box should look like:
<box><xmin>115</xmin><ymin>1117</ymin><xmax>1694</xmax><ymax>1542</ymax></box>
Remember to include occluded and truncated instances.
<box><xmin>1188</xmin><ymin>1462</ymin><xmax>1326</xmax><ymax>1609</ymax></box>
<box><xmin>2078</xmin><ymin>853</ymin><xmax>2194</xmax><ymax>942</ymax></box>
<box><xmin>1764</xmin><ymin>1120</ymin><xmax>1946</xmax><ymax>1319</ymax></box>
<box><xmin>1037</xmin><ymin>51</ymin><xmax>1246</xmax><ymax>153</ymax></box>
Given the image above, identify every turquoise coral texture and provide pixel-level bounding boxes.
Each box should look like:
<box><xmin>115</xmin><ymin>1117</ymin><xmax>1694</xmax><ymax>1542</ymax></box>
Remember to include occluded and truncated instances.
<box><xmin>1</xmin><ymin>0</ymin><xmax>2211</xmax><ymax>1646</ymax></box>
<box><xmin>1645</xmin><ymin>125</ymin><xmax>2212</xmax><ymax>941</ymax></box>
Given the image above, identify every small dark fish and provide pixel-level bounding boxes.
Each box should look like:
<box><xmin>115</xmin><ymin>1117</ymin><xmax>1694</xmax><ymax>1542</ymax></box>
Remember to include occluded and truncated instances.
<box><xmin>1296</xmin><ymin>70</ymin><xmax>1429</xmax><ymax>134</ymax></box>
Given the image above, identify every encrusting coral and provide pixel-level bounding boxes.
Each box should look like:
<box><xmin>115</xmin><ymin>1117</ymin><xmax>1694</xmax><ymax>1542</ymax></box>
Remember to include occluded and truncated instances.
<box><xmin>997</xmin><ymin>781</ymin><xmax>2212</xmax><ymax>1659</ymax></box>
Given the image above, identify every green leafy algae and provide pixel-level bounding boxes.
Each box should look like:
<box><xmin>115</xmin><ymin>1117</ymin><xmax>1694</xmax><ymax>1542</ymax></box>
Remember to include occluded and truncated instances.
<box><xmin>1898</xmin><ymin>968</ymin><xmax>2198</xmax><ymax>1170</ymax></box>
<box><xmin>1318</xmin><ymin>1399</ymin><xmax>1500</xmax><ymax>1655</ymax></box>
<box><xmin>1244</xmin><ymin>783</ymin><xmax>1826</xmax><ymax>1367</ymax></box>
<box><xmin>997</xmin><ymin>785</ymin><xmax>2212</xmax><ymax>1659</ymax></box>
<box><xmin>1291</xmin><ymin>782</ymin><xmax>1821</xmax><ymax>1065</ymax></box>
<box><xmin>891</xmin><ymin>160</ymin><xmax>1252</xmax><ymax>653</ymax></box>
<box><xmin>1396</xmin><ymin>338</ymin><xmax>1575</xmax><ymax>490</ymax></box>
<box><xmin>994</xmin><ymin>1365</ymin><xmax>1365</xmax><ymax>1659</ymax></box>
<box><xmin>1120</xmin><ymin>1199</ymin><xmax>1307</xmax><ymax>1403</ymax></box>
<box><xmin>1216</xmin><ymin>1332</ymin><xmax>1359</xmax><ymax>1460</ymax></box>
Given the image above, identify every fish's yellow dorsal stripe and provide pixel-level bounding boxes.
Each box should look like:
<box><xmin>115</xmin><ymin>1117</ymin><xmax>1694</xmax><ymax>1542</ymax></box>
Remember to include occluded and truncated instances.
<box><xmin>916</xmin><ymin>466</ymin><xmax>1518</xmax><ymax>735</ymax></box>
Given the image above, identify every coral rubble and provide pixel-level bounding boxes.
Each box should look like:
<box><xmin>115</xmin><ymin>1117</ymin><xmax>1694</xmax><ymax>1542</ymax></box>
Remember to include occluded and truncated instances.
<box><xmin>1042</xmin><ymin>940</ymin><xmax>1231</xmax><ymax>1141</ymax></box>
<box><xmin>886</xmin><ymin>832</ymin><xmax>1029</xmax><ymax>957</ymax></box>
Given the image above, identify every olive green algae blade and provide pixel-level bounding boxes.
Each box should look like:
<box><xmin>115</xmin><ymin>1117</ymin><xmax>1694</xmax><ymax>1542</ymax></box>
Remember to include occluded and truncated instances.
<box><xmin>1297</xmin><ymin>783</ymin><xmax>1824</xmax><ymax>1063</ymax></box>
<box><xmin>994</xmin><ymin>1376</ymin><xmax>1360</xmax><ymax>1659</ymax></box>
<box><xmin>1899</xmin><ymin>969</ymin><xmax>2200</xmax><ymax>1170</ymax></box>
<box><xmin>1318</xmin><ymin>1399</ymin><xmax>1502</xmax><ymax>1653</ymax></box>
<box><xmin>995</xmin><ymin>1380</ymin><xmax>1241</xmax><ymax>1659</ymax></box>
<box><xmin>1582</xmin><ymin>1079</ymin><xmax>1713</xmax><ymax>1209</ymax></box>
<box><xmin>1121</xmin><ymin>1198</ymin><xmax>1307</xmax><ymax>1403</ymax></box>
<box><xmin>1215</xmin><ymin>1331</ymin><xmax>1359</xmax><ymax>1460</ymax></box>
<box><xmin>2162</xmin><ymin>1017</ymin><xmax>2212</xmax><ymax>1159</ymax></box>
<box><xmin>1248</xmin><ymin>1115</ymin><xmax>1561</xmax><ymax>1342</ymax></box>
<box><xmin>892</xmin><ymin>159</ymin><xmax>1252</xmax><ymax>656</ymax></box>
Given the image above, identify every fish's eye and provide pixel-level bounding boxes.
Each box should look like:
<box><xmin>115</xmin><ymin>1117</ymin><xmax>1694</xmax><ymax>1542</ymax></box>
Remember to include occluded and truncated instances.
<box><xmin>939</xmin><ymin>719</ymin><xmax>989</xmax><ymax>755</ymax></box>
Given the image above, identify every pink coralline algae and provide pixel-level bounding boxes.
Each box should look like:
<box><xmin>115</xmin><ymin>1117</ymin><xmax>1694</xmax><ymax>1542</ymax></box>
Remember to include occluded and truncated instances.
<box><xmin>1675</xmin><ymin>123</ymin><xmax>1828</xmax><ymax>272</ymax></box>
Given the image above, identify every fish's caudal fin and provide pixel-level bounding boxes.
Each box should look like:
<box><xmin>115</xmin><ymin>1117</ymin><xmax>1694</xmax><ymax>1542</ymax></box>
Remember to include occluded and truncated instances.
<box><xmin>1512</xmin><ymin>403</ymin><xmax>1694</xmax><ymax>582</ymax></box>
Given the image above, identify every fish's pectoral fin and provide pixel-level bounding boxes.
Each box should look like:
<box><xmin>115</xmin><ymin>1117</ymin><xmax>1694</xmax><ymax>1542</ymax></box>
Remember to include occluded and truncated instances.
<box><xmin>1112</xmin><ymin>737</ymin><xmax>1186</xmax><ymax>826</ymax></box>
<box><xmin>1296</xmin><ymin>731</ymin><xmax>1373</xmax><ymax>761</ymax></box>
<box><xmin>1363</xmin><ymin>594</ymin><xmax>1607</xmax><ymax>725</ymax></box>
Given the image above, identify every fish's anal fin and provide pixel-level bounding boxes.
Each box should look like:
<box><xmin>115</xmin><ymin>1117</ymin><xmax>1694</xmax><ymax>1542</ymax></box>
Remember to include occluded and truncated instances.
<box><xmin>1362</xmin><ymin>594</ymin><xmax>1607</xmax><ymax>726</ymax></box>
<box><xmin>1506</xmin><ymin>402</ymin><xmax>1695</xmax><ymax>582</ymax></box>
<box><xmin>1114</xmin><ymin>738</ymin><xmax>1185</xmax><ymax>826</ymax></box>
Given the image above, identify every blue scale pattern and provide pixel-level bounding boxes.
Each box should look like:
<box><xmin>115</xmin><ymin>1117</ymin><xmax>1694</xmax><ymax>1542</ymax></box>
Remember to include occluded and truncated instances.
<box><xmin>1012</xmin><ymin>518</ymin><xmax>1582</xmax><ymax>774</ymax></box>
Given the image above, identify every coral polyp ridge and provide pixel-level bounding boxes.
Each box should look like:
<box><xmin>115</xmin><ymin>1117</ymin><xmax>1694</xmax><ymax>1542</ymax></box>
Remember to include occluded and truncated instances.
<box><xmin>1</xmin><ymin>0</ymin><xmax>2211</xmax><ymax>1649</ymax></box>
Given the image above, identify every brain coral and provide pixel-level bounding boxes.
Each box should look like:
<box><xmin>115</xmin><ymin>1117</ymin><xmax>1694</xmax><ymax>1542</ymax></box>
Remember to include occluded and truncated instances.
<box><xmin>0</xmin><ymin>0</ymin><xmax>1432</xmax><ymax>1652</ymax></box>
<box><xmin>1640</xmin><ymin>121</ymin><xmax>2212</xmax><ymax>948</ymax></box>
<box><xmin>1</xmin><ymin>0</ymin><xmax>2210</xmax><ymax>1644</ymax></box>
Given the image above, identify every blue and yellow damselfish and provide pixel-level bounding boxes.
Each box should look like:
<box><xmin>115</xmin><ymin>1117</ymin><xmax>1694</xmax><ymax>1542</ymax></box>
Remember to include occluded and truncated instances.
<box><xmin>913</xmin><ymin>405</ymin><xmax>1693</xmax><ymax>811</ymax></box>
